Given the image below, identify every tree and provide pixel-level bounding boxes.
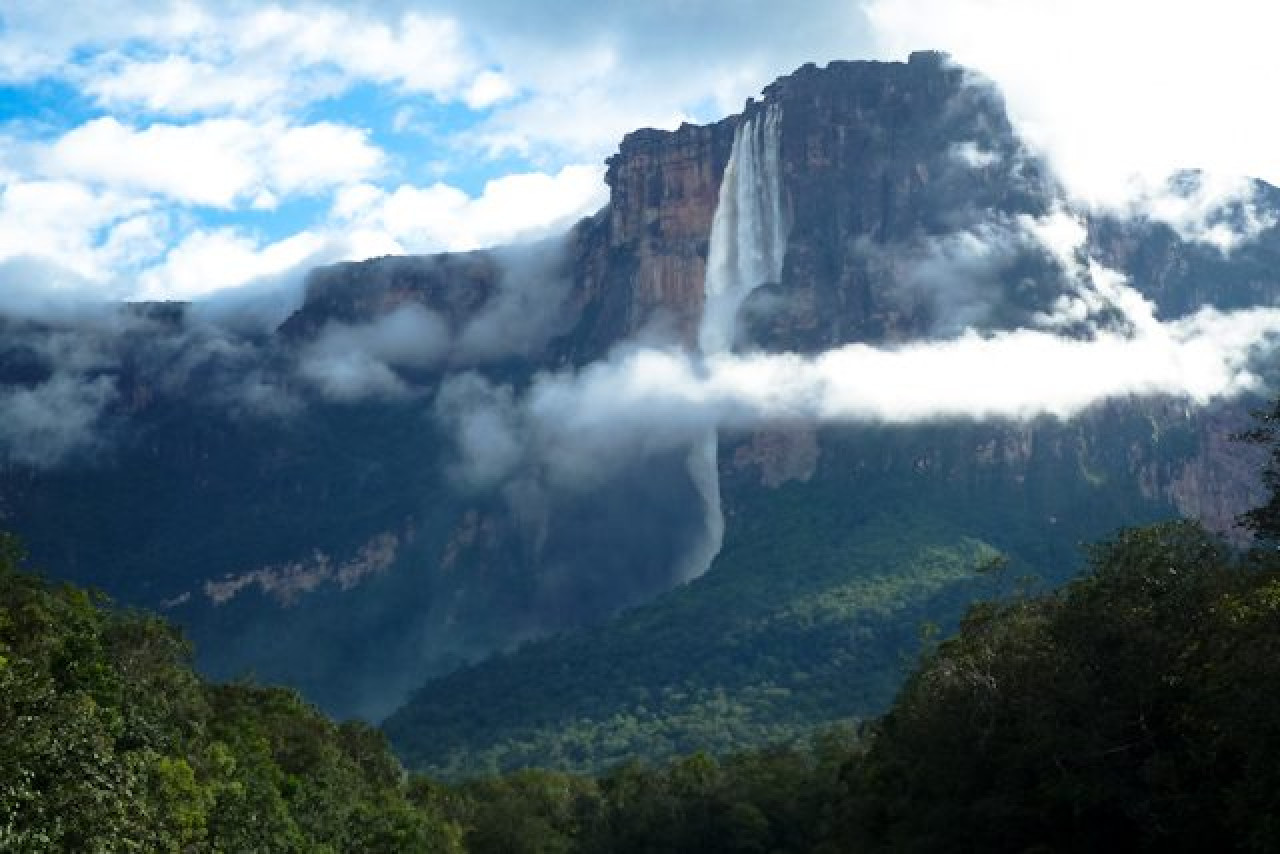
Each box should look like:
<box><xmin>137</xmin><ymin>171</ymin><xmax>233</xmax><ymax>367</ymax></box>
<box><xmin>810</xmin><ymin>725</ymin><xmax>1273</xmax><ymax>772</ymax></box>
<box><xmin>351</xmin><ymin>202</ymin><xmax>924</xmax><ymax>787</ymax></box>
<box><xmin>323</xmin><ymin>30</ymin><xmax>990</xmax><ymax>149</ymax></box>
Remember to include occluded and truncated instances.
<box><xmin>840</xmin><ymin>521</ymin><xmax>1280</xmax><ymax>852</ymax></box>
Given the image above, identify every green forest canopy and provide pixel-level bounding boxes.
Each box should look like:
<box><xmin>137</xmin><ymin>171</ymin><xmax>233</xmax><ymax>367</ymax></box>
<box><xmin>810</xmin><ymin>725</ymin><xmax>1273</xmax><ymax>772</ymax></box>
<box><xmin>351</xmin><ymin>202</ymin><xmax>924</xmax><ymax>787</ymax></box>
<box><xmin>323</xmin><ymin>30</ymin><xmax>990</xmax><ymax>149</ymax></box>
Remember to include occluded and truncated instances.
<box><xmin>6</xmin><ymin>406</ymin><xmax>1280</xmax><ymax>851</ymax></box>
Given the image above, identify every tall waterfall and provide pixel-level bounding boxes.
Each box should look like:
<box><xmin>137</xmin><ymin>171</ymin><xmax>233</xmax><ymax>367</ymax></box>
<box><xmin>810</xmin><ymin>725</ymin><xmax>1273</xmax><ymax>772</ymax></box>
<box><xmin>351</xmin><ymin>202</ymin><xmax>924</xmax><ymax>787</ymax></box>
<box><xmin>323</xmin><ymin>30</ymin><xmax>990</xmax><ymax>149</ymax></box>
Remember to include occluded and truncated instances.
<box><xmin>698</xmin><ymin>104</ymin><xmax>788</xmax><ymax>356</ymax></box>
<box><xmin>677</xmin><ymin>103</ymin><xmax>788</xmax><ymax>582</ymax></box>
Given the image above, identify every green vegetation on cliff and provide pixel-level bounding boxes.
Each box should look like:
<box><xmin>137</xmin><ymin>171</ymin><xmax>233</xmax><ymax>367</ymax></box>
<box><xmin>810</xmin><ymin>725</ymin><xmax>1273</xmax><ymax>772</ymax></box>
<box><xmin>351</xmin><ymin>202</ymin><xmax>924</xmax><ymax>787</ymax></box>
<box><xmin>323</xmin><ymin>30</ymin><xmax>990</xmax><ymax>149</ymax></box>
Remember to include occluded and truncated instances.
<box><xmin>386</xmin><ymin>510</ymin><xmax>997</xmax><ymax>778</ymax></box>
<box><xmin>385</xmin><ymin>415</ymin><xmax>1187</xmax><ymax>778</ymax></box>
<box><xmin>416</xmin><ymin>521</ymin><xmax>1280</xmax><ymax>853</ymax></box>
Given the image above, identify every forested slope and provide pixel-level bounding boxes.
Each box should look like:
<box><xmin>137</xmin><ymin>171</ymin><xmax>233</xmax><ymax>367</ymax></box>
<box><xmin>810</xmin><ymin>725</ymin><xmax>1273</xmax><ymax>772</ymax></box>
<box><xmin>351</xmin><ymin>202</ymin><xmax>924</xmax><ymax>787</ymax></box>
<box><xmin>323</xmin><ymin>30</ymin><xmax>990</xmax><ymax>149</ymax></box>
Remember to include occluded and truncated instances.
<box><xmin>10</xmin><ymin>515</ymin><xmax>1280</xmax><ymax>851</ymax></box>
<box><xmin>385</xmin><ymin>414</ymin><xmax>1189</xmax><ymax>777</ymax></box>
<box><xmin>0</xmin><ymin>536</ymin><xmax>463</xmax><ymax>852</ymax></box>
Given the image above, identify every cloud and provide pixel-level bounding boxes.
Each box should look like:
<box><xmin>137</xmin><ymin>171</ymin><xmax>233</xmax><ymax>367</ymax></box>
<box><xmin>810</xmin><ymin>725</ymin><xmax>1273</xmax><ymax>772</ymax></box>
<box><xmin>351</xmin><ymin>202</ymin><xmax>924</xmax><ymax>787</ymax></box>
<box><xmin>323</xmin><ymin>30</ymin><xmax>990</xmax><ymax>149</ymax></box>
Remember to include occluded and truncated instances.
<box><xmin>0</xmin><ymin>294</ymin><xmax>315</xmax><ymax>466</ymax></box>
<box><xmin>229</xmin><ymin>5</ymin><xmax>489</xmax><ymax>102</ymax></box>
<box><xmin>0</xmin><ymin>1</ymin><xmax>185</xmax><ymax>82</ymax></box>
<box><xmin>45</xmin><ymin>116</ymin><xmax>383</xmax><ymax>208</ymax></box>
<box><xmin>434</xmin><ymin>374</ymin><xmax>526</xmax><ymax>489</ymax></box>
<box><xmin>135</xmin><ymin>228</ymin><xmax>332</xmax><ymax>301</ymax></box>
<box><xmin>866</xmin><ymin>0</ymin><xmax>1280</xmax><ymax>246</ymax></box>
<box><xmin>0</xmin><ymin>110</ymin><xmax>597</xmax><ymax>306</ymax></box>
<box><xmin>443</xmin><ymin>301</ymin><xmax>1280</xmax><ymax>496</ymax></box>
<box><xmin>0</xmin><ymin>179</ymin><xmax>159</xmax><ymax>287</ymax></box>
<box><xmin>293</xmin><ymin>235</ymin><xmax>577</xmax><ymax>401</ymax></box>
<box><xmin>330</xmin><ymin>164</ymin><xmax>606</xmax><ymax>253</ymax></box>
<box><xmin>454</xmin><ymin>239</ymin><xmax>575</xmax><ymax>361</ymax></box>
<box><xmin>1131</xmin><ymin>173</ymin><xmax>1278</xmax><ymax>255</ymax></box>
<box><xmin>464</xmin><ymin>70</ymin><xmax>517</xmax><ymax>109</ymax></box>
<box><xmin>291</xmin><ymin>0</ymin><xmax>870</xmax><ymax>164</ymax></box>
<box><xmin>3</xmin><ymin>2</ymin><xmax>491</xmax><ymax>110</ymax></box>
<box><xmin>84</xmin><ymin>55</ymin><xmax>286</xmax><ymax>116</ymax></box>
<box><xmin>0</xmin><ymin>315</ymin><xmax>129</xmax><ymax>466</ymax></box>
<box><xmin>0</xmin><ymin>259</ymin><xmax>110</xmax><ymax>320</ymax></box>
<box><xmin>856</xmin><ymin>213</ymin><xmax>1076</xmax><ymax>337</ymax></box>
<box><xmin>0</xmin><ymin>373</ymin><xmax>118</xmax><ymax>467</ymax></box>
<box><xmin>436</xmin><ymin>206</ymin><xmax>1280</xmax><ymax>497</ymax></box>
<box><xmin>296</xmin><ymin>304</ymin><xmax>450</xmax><ymax>401</ymax></box>
<box><xmin>950</xmin><ymin>141</ymin><xmax>1000</xmax><ymax>170</ymax></box>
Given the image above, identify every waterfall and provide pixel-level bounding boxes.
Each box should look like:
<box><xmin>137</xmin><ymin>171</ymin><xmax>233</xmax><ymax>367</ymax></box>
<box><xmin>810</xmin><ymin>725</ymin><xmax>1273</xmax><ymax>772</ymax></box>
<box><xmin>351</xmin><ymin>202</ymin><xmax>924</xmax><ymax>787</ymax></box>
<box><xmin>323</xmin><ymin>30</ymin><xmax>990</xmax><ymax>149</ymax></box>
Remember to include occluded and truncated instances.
<box><xmin>676</xmin><ymin>103</ymin><xmax>788</xmax><ymax>582</ymax></box>
<box><xmin>698</xmin><ymin>104</ymin><xmax>788</xmax><ymax>356</ymax></box>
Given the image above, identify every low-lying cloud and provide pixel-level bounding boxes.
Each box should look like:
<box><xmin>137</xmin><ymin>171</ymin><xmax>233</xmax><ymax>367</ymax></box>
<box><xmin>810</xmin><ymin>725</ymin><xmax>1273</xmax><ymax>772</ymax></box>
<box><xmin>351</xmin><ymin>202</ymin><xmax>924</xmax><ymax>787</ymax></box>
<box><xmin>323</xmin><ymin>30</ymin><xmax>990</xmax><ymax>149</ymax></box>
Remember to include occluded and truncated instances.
<box><xmin>0</xmin><ymin>226</ymin><xmax>582</xmax><ymax>465</ymax></box>
<box><xmin>437</xmin><ymin>213</ymin><xmax>1280</xmax><ymax>497</ymax></box>
<box><xmin>0</xmin><ymin>303</ymin><xmax>296</xmax><ymax>466</ymax></box>
<box><xmin>0</xmin><ymin>374</ymin><xmax>118</xmax><ymax>467</ymax></box>
<box><xmin>297</xmin><ymin>304</ymin><xmax>450</xmax><ymax>401</ymax></box>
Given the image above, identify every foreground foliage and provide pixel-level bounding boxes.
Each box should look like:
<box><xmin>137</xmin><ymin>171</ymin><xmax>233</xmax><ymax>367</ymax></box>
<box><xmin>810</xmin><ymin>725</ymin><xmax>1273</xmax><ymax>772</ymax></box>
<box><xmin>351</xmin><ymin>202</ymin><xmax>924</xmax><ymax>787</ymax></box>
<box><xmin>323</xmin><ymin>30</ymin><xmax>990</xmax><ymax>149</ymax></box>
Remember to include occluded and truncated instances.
<box><xmin>0</xmin><ymin>535</ymin><xmax>463</xmax><ymax>852</ymax></box>
<box><xmin>846</xmin><ymin>521</ymin><xmax>1280</xmax><ymax>851</ymax></box>
<box><xmin>9</xmin><ymin>512</ymin><xmax>1280</xmax><ymax>849</ymax></box>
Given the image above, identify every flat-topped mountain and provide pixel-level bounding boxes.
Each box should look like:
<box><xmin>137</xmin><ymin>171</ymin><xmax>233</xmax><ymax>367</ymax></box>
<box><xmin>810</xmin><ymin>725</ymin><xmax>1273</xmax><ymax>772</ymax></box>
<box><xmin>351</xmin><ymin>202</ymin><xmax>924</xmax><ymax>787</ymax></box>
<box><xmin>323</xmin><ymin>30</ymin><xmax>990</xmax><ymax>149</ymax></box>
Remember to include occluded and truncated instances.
<box><xmin>2</xmin><ymin>52</ymin><xmax>1275</xmax><ymax>744</ymax></box>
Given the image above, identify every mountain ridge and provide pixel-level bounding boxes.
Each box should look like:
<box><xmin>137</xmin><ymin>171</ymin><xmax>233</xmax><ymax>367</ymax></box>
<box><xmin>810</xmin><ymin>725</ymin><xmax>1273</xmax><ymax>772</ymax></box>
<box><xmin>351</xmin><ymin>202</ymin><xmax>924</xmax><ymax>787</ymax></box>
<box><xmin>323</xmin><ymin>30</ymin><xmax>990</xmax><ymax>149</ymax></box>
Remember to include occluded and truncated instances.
<box><xmin>0</xmin><ymin>51</ymin><xmax>1274</xmax><ymax>727</ymax></box>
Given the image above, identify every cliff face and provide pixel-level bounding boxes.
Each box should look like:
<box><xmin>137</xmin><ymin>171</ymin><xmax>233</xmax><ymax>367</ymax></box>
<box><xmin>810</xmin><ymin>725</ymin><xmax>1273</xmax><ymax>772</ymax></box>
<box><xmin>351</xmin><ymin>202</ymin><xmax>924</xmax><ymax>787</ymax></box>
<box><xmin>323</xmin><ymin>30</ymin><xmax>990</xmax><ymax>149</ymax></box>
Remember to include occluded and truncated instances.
<box><xmin>543</xmin><ymin>51</ymin><xmax>1264</xmax><ymax>540</ymax></box>
<box><xmin>280</xmin><ymin>253</ymin><xmax>503</xmax><ymax>340</ymax></box>
<box><xmin>596</xmin><ymin>120</ymin><xmax>737</xmax><ymax>344</ymax></box>
<box><xmin>297</xmin><ymin>54</ymin><xmax>1051</xmax><ymax>357</ymax></box>
<box><xmin>552</xmin><ymin>51</ymin><xmax>1059</xmax><ymax>360</ymax></box>
<box><xmin>5</xmin><ymin>53</ymin><xmax>1276</xmax><ymax>722</ymax></box>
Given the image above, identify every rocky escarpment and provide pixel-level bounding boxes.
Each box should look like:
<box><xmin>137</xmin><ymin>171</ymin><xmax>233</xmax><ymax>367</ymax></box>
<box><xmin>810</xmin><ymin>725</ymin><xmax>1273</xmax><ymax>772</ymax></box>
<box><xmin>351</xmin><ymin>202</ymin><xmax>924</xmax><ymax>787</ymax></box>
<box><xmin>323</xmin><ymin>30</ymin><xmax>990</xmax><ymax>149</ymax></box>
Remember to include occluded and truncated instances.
<box><xmin>286</xmin><ymin>53</ymin><xmax>1053</xmax><ymax>360</ymax></box>
<box><xmin>6</xmin><ymin>52</ymin><xmax>1278</xmax><ymax>726</ymax></box>
<box><xmin>252</xmin><ymin>51</ymin><xmax>1280</xmax><ymax>704</ymax></box>
<box><xmin>280</xmin><ymin>252</ymin><xmax>503</xmax><ymax>340</ymax></box>
<box><xmin>561</xmin><ymin>51</ymin><xmax>1062</xmax><ymax>361</ymax></box>
<box><xmin>577</xmin><ymin>119</ymin><xmax>737</xmax><ymax>351</ymax></box>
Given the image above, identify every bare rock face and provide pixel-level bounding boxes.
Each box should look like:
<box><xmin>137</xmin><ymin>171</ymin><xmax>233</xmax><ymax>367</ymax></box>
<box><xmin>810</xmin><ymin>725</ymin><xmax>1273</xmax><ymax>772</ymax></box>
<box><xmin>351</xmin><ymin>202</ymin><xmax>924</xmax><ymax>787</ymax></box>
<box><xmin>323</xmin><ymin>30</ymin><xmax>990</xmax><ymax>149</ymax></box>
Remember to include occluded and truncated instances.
<box><xmin>564</xmin><ymin>52</ymin><xmax>1064</xmax><ymax>363</ymax></box>
<box><xmin>731</xmin><ymin>428</ymin><xmax>821</xmax><ymax>487</ymax></box>
<box><xmin>281</xmin><ymin>253</ymin><xmax>503</xmax><ymax>340</ymax></box>
<box><xmin>553</xmin><ymin>120</ymin><xmax>736</xmax><ymax>360</ymax></box>
<box><xmin>1168</xmin><ymin>412</ymin><xmax>1266</xmax><ymax>544</ymax></box>
<box><xmin>608</xmin><ymin>124</ymin><xmax>735</xmax><ymax>244</ymax></box>
<box><xmin>602</xmin><ymin>121</ymin><xmax>736</xmax><ymax>345</ymax></box>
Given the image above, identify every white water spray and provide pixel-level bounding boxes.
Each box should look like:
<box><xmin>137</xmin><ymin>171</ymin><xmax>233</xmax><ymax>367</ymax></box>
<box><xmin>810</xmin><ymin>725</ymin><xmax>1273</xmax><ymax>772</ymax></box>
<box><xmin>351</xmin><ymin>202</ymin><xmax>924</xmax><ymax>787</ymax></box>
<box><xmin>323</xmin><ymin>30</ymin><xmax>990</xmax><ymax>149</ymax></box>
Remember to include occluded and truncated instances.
<box><xmin>678</xmin><ymin>103</ymin><xmax>789</xmax><ymax>581</ymax></box>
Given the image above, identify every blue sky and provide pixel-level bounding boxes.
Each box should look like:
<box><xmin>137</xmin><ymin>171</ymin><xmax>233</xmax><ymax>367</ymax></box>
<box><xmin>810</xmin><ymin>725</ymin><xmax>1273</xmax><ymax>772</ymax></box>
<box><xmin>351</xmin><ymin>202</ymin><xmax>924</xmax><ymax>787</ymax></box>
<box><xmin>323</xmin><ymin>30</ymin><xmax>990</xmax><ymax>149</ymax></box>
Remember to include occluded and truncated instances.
<box><xmin>0</xmin><ymin>0</ymin><xmax>1275</xmax><ymax>304</ymax></box>
<box><xmin>0</xmin><ymin>0</ymin><xmax>876</xmax><ymax>302</ymax></box>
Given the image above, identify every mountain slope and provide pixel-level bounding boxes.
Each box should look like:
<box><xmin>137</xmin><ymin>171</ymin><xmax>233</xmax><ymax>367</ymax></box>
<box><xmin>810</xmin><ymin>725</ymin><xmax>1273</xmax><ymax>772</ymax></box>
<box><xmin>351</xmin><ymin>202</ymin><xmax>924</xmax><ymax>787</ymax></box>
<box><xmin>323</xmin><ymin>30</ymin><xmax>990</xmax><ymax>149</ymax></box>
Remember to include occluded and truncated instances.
<box><xmin>385</xmin><ymin>409</ymin><xmax>1231</xmax><ymax>776</ymax></box>
<box><xmin>1</xmin><ymin>51</ymin><xmax>1275</xmax><ymax>728</ymax></box>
